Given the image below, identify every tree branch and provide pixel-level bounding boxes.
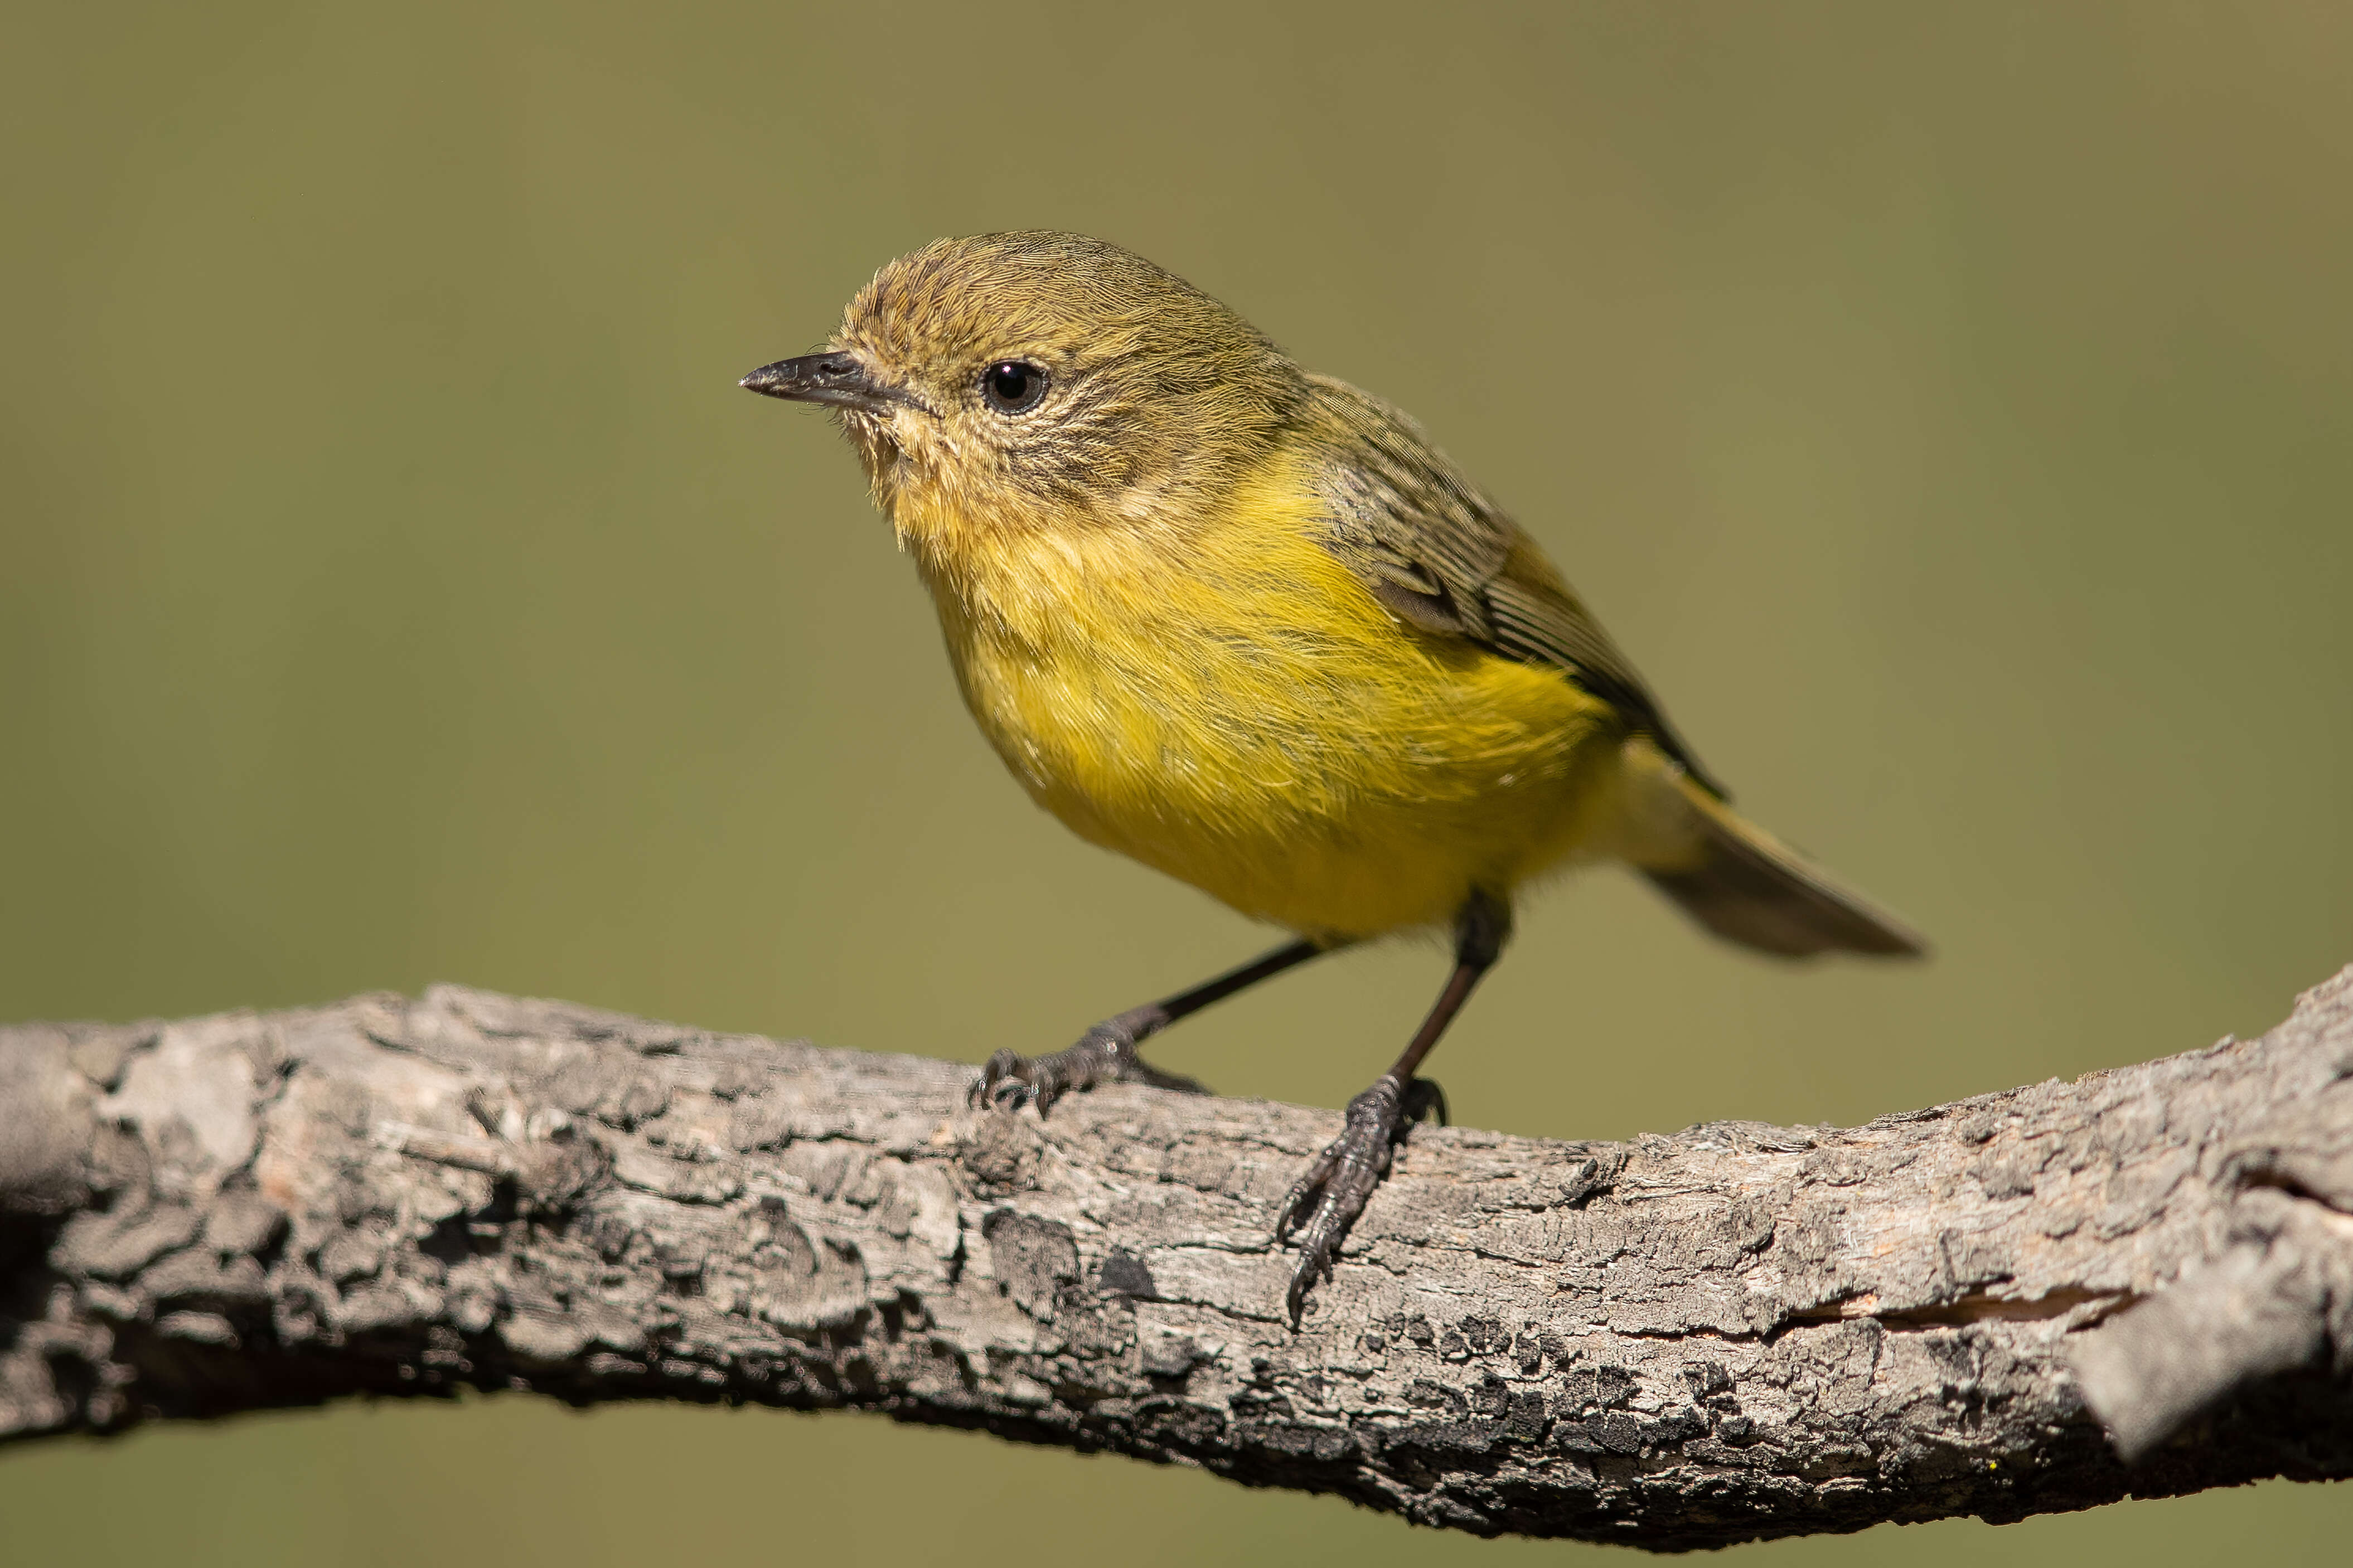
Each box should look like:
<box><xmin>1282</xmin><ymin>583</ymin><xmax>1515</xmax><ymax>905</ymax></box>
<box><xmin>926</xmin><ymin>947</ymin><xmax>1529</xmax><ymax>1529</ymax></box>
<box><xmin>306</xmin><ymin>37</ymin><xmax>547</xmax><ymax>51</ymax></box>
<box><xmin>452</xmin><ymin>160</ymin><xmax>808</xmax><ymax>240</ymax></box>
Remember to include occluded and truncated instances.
<box><xmin>4</xmin><ymin>967</ymin><xmax>2352</xmax><ymax>1550</ymax></box>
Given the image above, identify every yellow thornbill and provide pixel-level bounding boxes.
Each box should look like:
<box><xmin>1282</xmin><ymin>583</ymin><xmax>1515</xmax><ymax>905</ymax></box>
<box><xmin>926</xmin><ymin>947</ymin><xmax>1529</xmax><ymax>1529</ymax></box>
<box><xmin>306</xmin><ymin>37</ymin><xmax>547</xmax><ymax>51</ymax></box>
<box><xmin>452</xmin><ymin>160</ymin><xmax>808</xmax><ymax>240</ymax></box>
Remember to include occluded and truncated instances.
<box><xmin>744</xmin><ymin>232</ymin><xmax>1923</xmax><ymax>1321</ymax></box>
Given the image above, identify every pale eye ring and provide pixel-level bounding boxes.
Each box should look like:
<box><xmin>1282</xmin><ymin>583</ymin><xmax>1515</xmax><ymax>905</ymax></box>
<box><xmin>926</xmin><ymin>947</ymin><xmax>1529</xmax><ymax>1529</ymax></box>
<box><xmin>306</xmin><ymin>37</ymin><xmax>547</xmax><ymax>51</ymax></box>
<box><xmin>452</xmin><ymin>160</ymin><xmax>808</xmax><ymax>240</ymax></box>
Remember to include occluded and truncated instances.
<box><xmin>980</xmin><ymin>360</ymin><xmax>1048</xmax><ymax>415</ymax></box>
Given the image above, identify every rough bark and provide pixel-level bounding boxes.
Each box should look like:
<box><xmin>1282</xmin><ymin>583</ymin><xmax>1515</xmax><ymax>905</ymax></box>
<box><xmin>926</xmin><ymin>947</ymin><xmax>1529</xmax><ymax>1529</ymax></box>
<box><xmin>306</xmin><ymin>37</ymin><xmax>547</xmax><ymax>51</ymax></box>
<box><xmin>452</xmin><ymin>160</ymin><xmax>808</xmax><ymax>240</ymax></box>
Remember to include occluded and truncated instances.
<box><xmin>4</xmin><ymin>967</ymin><xmax>2352</xmax><ymax>1551</ymax></box>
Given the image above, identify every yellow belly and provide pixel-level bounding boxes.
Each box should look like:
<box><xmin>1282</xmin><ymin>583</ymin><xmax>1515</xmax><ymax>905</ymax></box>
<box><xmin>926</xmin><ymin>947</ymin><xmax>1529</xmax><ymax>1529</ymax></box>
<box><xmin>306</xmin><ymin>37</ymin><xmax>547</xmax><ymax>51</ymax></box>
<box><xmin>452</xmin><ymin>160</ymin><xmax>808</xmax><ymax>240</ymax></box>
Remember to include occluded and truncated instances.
<box><xmin>921</xmin><ymin>484</ymin><xmax>1630</xmax><ymax>940</ymax></box>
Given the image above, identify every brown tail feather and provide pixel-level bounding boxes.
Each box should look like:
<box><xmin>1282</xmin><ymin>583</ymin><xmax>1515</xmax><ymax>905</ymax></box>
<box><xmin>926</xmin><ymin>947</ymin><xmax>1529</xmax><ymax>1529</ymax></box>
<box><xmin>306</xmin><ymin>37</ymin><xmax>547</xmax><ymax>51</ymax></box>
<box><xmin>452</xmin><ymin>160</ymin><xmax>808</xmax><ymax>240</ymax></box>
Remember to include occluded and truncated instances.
<box><xmin>1643</xmin><ymin>784</ymin><xmax>1926</xmax><ymax>959</ymax></box>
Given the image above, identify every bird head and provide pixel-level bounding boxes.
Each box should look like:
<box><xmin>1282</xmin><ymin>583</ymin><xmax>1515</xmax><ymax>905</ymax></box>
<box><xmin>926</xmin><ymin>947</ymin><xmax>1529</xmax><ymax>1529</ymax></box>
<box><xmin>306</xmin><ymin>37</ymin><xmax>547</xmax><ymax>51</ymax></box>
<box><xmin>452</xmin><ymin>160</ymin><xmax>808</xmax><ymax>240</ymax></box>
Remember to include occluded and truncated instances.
<box><xmin>744</xmin><ymin>232</ymin><xmax>1308</xmax><ymax>557</ymax></box>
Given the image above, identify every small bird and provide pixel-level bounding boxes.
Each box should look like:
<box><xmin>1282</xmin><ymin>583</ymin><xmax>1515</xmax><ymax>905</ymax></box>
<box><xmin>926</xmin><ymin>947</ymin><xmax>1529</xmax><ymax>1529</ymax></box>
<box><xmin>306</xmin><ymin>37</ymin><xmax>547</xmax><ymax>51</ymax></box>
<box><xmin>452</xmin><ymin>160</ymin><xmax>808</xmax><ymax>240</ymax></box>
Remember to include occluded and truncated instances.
<box><xmin>744</xmin><ymin>232</ymin><xmax>1923</xmax><ymax>1321</ymax></box>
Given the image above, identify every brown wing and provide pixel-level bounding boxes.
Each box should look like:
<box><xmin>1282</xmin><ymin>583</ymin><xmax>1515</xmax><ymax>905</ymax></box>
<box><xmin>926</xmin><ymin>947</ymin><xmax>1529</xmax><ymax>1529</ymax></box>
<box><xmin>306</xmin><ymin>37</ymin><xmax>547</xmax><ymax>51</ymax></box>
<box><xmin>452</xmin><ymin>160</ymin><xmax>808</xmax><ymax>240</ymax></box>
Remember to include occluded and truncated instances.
<box><xmin>1304</xmin><ymin>375</ymin><xmax>1727</xmax><ymax>799</ymax></box>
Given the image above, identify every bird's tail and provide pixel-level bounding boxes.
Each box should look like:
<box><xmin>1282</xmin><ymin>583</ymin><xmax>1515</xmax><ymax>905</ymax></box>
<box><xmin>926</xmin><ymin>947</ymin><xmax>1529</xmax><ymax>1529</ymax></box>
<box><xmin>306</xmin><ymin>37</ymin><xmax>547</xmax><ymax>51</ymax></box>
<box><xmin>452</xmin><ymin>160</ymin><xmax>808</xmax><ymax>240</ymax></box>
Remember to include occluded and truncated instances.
<box><xmin>1639</xmin><ymin>773</ymin><xmax>1926</xmax><ymax>960</ymax></box>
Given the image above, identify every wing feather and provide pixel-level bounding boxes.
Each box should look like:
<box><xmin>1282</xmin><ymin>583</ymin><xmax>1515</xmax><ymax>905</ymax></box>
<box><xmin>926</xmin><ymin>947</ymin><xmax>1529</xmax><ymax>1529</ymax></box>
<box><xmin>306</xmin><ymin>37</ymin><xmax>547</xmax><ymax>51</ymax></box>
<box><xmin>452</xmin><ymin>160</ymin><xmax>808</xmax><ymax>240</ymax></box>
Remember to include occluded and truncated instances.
<box><xmin>1304</xmin><ymin>375</ymin><xmax>1726</xmax><ymax>799</ymax></box>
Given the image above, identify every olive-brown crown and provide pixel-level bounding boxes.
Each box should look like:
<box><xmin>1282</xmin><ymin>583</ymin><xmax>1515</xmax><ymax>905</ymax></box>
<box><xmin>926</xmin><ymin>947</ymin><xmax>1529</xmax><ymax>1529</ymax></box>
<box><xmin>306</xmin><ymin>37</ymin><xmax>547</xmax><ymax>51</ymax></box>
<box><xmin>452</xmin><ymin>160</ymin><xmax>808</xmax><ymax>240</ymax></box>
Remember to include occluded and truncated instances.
<box><xmin>830</xmin><ymin>232</ymin><xmax>1310</xmax><ymax>536</ymax></box>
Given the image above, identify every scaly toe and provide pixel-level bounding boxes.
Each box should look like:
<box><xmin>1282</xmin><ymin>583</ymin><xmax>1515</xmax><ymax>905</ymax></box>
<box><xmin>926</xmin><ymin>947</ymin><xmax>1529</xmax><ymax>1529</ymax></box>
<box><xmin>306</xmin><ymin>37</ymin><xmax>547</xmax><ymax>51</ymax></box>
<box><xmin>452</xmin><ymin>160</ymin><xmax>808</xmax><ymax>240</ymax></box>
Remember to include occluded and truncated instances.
<box><xmin>1274</xmin><ymin>1074</ymin><xmax>1444</xmax><ymax>1323</ymax></box>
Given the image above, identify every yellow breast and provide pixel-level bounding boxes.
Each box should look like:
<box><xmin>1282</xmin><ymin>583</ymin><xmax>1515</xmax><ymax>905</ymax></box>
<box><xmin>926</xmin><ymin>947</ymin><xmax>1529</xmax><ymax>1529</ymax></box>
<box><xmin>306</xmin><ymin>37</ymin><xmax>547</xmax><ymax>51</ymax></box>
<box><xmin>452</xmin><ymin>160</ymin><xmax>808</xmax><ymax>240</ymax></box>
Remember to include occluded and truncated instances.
<box><xmin>907</xmin><ymin>462</ymin><xmax>1626</xmax><ymax>939</ymax></box>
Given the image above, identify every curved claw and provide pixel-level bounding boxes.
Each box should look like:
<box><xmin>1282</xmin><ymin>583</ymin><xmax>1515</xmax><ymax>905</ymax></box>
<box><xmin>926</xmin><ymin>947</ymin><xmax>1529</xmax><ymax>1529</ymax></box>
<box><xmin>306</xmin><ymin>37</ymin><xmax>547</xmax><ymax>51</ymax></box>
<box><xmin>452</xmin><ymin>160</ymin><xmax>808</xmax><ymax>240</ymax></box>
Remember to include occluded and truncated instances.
<box><xmin>967</xmin><ymin>1048</ymin><xmax>1037</xmax><ymax>1111</ymax></box>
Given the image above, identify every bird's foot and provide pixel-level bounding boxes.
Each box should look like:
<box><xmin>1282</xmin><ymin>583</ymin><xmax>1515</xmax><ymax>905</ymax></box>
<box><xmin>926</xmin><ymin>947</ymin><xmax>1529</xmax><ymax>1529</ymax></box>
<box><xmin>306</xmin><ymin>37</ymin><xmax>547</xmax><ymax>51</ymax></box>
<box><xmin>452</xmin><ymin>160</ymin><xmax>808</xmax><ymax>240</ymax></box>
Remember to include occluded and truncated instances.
<box><xmin>1274</xmin><ymin>1074</ymin><xmax>1446</xmax><ymax>1324</ymax></box>
<box><xmin>967</xmin><ymin>1019</ymin><xmax>1208</xmax><ymax>1113</ymax></box>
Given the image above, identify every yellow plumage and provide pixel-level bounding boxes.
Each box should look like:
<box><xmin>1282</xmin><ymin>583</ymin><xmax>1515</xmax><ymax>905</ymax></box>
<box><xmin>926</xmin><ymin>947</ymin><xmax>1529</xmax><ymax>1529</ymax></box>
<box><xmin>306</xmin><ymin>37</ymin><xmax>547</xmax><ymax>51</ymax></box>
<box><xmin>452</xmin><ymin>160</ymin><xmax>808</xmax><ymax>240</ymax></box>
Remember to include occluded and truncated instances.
<box><xmin>918</xmin><ymin>453</ymin><xmax>1630</xmax><ymax>938</ymax></box>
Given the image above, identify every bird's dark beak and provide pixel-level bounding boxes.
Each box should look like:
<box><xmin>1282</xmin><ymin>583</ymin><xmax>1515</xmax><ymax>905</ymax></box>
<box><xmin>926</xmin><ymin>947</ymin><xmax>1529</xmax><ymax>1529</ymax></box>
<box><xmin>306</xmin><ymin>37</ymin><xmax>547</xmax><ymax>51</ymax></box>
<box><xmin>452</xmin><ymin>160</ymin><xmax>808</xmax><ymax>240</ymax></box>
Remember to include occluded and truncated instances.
<box><xmin>740</xmin><ymin>351</ymin><xmax>906</xmax><ymax>415</ymax></box>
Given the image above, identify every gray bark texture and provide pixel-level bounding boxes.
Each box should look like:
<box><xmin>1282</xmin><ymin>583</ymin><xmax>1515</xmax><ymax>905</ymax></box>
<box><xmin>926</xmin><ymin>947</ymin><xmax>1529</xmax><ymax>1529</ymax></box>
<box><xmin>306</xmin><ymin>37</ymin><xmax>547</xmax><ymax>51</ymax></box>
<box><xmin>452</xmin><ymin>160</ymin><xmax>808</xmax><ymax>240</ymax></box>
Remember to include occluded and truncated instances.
<box><xmin>4</xmin><ymin>968</ymin><xmax>2352</xmax><ymax>1551</ymax></box>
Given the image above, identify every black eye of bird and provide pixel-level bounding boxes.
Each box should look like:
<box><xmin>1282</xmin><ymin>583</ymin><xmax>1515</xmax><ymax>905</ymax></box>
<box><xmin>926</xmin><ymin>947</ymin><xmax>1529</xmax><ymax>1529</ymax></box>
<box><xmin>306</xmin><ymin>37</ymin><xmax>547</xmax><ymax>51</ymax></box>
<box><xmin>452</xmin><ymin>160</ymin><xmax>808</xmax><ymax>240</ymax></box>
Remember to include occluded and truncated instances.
<box><xmin>981</xmin><ymin>360</ymin><xmax>1048</xmax><ymax>415</ymax></box>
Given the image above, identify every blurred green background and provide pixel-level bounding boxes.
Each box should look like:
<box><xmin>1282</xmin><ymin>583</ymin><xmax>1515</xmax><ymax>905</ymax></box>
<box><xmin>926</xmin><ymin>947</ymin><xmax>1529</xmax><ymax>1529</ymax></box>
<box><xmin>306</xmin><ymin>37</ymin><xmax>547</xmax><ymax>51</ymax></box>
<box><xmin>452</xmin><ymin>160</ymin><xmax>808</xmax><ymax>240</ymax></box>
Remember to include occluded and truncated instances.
<box><xmin>5</xmin><ymin>2</ymin><xmax>2350</xmax><ymax>1561</ymax></box>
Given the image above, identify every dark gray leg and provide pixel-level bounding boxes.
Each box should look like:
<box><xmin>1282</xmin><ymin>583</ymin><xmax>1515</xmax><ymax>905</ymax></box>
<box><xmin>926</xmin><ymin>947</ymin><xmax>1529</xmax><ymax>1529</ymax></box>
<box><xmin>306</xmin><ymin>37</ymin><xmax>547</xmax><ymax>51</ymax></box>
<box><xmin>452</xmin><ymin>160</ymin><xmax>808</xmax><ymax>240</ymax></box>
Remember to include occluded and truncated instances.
<box><xmin>970</xmin><ymin>938</ymin><xmax>1325</xmax><ymax>1111</ymax></box>
<box><xmin>1275</xmin><ymin>890</ymin><xmax>1511</xmax><ymax>1323</ymax></box>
